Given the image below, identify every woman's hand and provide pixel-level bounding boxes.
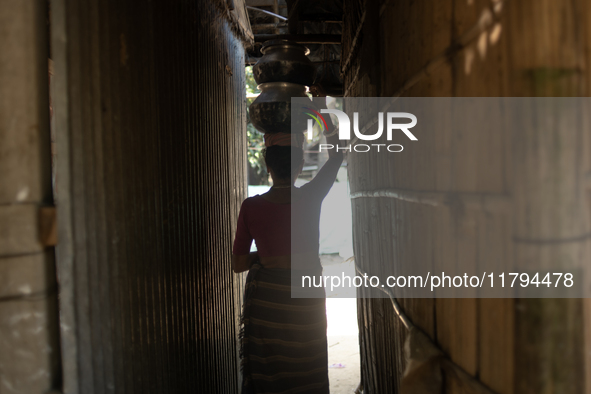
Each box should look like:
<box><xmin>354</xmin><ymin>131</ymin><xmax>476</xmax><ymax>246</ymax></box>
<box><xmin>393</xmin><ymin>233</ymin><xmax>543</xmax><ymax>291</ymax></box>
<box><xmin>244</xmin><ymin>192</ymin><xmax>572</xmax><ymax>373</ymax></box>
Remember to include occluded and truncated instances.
<box><xmin>310</xmin><ymin>84</ymin><xmax>342</xmax><ymax>159</ymax></box>
<box><xmin>310</xmin><ymin>85</ymin><xmax>328</xmax><ymax>109</ymax></box>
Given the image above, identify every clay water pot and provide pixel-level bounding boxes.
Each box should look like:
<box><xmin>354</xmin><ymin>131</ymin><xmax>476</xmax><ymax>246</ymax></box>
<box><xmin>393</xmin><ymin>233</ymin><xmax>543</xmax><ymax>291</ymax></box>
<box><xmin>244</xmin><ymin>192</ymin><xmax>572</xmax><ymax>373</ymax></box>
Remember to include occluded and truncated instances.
<box><xmin>249</xmin><ymin>82</ymin><xmax>312</xmax><ymax>134</ymax></box>
<box><xmin>253</xmin><ymin>40</ymin><xmax>317</xmax><ymax>86</ymax></box>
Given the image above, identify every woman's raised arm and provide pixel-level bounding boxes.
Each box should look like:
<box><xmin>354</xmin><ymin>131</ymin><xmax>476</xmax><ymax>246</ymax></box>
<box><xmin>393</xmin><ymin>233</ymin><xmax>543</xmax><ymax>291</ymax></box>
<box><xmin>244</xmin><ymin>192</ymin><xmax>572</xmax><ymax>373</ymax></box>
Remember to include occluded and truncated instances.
<box><xmin>303</xmin><ymin>88</ymin><xmax>344</xmax><ymax>198</ymax></box>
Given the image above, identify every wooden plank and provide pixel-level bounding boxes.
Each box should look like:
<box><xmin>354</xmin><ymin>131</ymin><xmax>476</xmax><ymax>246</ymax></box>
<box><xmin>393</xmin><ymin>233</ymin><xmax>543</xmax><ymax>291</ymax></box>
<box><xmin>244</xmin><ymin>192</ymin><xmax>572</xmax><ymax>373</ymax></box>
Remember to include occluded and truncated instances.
<box><xmin>0</xmin><ymin>298</ymin><xmax>59</xmax><ymax>392</ymax></box>
<box><xmin>254</xmin><ymin>33</ymin><xmax>341</xmax><ymax>43</ymax></box>
<box><xmin>505</xmin><ymin>1</ymin><xmax>590</xmax><ymax>392</ymax></box>
<box><xmin>0</xmin><ymin>253</ymin><xmax>52</xmax><ymax>299</ymax></box>
<box><xmin>246</xmin><ymin>0</ymin><xmax>276</xmax><ymax>6</ymax></box>
<box><xmin>477</xmin><ymin>211</ymin><xmax>514</xmax><ymax>393</ymax></box>
<box><xmin>0</xmin><ymin>204</ymin><xmax>44</xmax><ymax>257</ymax></box>
<box><xmin>0</xmin><ymin>0</ymin><xmax>51</xmax><ymax>205</ymax></box>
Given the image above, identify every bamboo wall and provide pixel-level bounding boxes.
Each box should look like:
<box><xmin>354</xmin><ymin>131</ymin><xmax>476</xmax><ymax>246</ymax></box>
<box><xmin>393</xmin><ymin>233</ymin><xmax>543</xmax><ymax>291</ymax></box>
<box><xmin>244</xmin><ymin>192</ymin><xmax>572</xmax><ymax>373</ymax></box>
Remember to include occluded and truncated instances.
<box><xmin>51</xmin><ymin>0</ymin><xmax>251</xmax><ymax>392</ymax></box>
<box><xmin>344</xmin><ymin>0</ymin><xmax>591</xmax><ymax>392</ymax></box>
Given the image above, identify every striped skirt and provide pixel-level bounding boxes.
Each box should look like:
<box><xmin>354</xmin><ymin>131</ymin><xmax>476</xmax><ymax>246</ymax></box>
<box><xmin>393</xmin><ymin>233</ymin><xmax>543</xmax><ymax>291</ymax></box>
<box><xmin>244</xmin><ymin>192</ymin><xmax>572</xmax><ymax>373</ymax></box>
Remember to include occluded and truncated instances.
<box><xmin>240</xmin><ymin>263</ymin><xmax>329</xmax><ymax>394</ymax></box>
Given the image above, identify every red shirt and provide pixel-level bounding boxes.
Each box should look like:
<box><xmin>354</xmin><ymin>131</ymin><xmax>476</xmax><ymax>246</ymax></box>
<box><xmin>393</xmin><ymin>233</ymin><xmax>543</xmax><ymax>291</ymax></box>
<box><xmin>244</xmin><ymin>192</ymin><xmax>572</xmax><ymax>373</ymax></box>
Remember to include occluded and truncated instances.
<box><xmin>232</xmin><ymin>156</ymin><xmax>342</xmax><ymax>257</ymax></box>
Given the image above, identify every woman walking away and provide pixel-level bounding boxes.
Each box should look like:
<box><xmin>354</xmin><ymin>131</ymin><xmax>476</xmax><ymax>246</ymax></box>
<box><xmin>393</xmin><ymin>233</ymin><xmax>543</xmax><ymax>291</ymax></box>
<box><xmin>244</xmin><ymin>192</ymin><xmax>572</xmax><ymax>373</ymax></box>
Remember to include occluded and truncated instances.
<box><xmin>232</xmin><ymin>89</ymin><xmax>343</xmax><ymax>394</ymax></box>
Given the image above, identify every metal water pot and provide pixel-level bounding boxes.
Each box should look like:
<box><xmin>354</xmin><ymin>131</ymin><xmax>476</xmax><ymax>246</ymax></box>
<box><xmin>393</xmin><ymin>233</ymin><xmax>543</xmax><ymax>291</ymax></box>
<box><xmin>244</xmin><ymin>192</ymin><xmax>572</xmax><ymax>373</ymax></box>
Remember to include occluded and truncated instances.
<box><xmin>253</xmin><ymin>40</ymin><xmax>317</xmax><ymax>86</ymax></box>
<box><xmin>249</xmin><ymin>82</ymin><xmax>312</xmax><ymax>134</ymax></box>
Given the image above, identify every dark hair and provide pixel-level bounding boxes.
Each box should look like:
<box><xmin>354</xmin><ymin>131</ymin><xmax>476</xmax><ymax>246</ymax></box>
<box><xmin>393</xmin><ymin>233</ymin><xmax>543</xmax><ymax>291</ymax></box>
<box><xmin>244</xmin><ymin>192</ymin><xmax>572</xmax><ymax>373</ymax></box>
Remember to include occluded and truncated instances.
<box><xmin>263</xmin><ymin>145</ymin><xmax>304</xmax><ymax>180</ymax></box>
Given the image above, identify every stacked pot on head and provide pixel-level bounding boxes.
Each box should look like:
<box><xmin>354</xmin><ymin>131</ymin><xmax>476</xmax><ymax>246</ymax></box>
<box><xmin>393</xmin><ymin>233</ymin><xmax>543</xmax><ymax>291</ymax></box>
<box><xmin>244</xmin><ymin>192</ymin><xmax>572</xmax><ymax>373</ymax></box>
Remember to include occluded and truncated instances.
<box><xmin>249</xmin><ymin>40</ymin><xmax>317</xmax><ymax>142</ymax></box>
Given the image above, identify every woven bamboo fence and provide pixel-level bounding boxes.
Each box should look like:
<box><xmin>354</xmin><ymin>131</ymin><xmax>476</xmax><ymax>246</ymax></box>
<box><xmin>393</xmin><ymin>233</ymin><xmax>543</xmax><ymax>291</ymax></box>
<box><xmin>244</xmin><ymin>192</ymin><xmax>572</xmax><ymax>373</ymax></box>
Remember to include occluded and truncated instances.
<box><xmin>343</xmin><ymin>0</ymin><xmax>591</xmax><ymax>392</ymax></box>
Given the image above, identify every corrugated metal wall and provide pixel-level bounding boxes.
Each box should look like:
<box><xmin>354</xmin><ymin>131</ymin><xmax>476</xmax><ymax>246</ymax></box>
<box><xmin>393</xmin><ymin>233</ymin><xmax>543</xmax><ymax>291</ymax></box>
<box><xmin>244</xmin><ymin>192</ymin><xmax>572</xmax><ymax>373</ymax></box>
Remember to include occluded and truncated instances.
<box><xmin>52</xmin><ymin>0</ymin><xmax>250</xmax><ymax>392</ymax></box>
<box><xmin>344</xmin><ymin>0</ymin><xmax>591</xmax><ymax>393</ymax></box>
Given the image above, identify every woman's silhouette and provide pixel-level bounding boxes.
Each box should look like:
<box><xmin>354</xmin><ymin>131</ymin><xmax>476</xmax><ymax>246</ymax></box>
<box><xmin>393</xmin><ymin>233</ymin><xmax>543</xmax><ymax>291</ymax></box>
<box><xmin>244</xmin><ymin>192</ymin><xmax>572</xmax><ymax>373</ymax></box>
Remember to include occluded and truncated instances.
<box><xmin>232</xmin><ymin>88</ymin><xmax>343</xmax><ymax>393</ymax></box>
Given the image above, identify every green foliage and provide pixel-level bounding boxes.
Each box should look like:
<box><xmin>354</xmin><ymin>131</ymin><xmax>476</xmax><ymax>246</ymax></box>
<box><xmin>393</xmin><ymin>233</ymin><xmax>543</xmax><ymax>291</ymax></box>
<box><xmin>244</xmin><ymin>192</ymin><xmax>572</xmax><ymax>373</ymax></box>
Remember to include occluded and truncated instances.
<box><xmin>247</xmin><ymin>123</ymin><xmax>265</xmax><ymax>177</ymax></box>
<box><xmin>245</xmin><ymin>67</ymin><xmax>267</xmax><ymax>184</ymax></box>
<box><xmin>245</xmin><ymin>66</ymin><xmax>260</xmax><ymax>96</ymax></box>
